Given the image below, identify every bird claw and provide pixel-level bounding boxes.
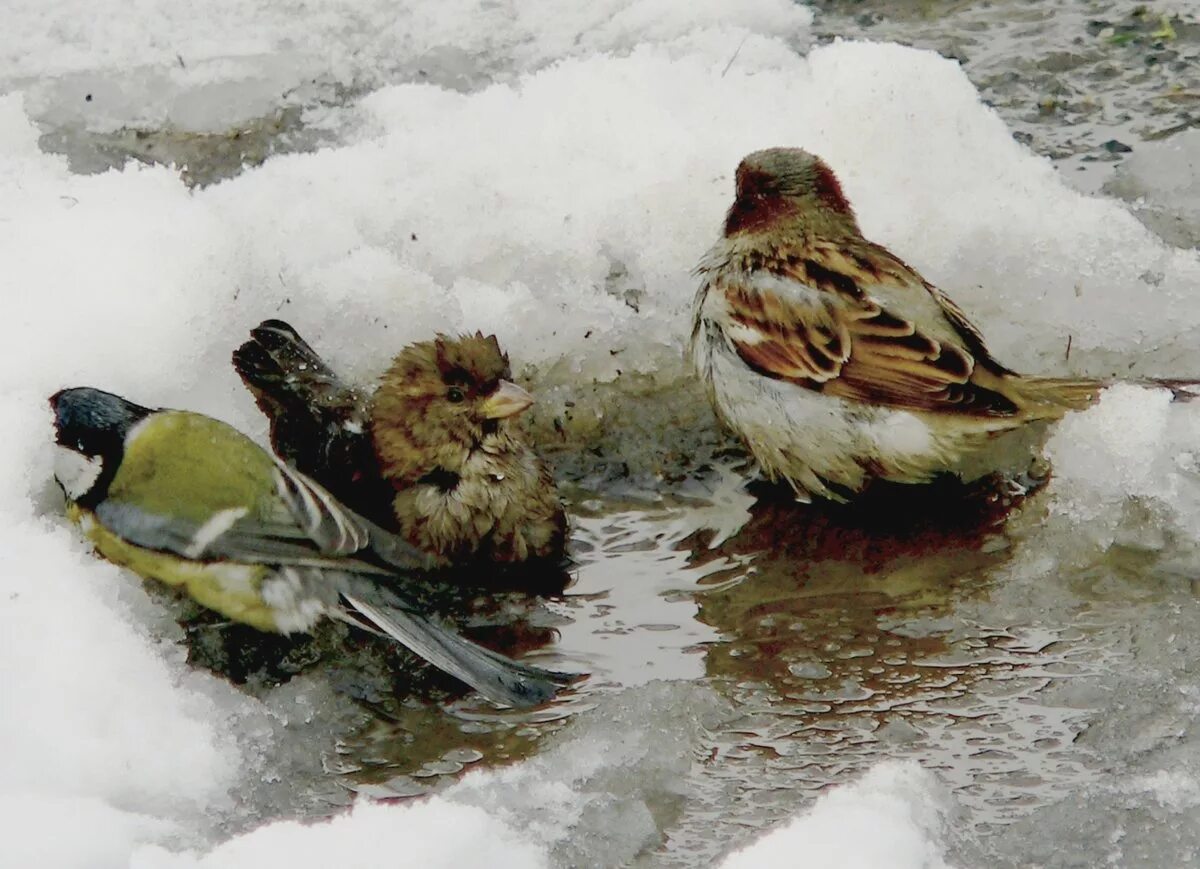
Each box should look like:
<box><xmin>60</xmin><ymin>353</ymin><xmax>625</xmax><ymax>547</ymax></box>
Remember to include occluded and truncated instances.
<box><xmin>1000</xmin><ymin>463</ymin><xmax>1051</xmax><ymax>498</ymax></box>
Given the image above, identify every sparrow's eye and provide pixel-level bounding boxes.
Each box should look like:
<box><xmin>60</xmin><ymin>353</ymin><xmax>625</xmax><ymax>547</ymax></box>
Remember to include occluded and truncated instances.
<box><xmin>447</xmin><ymin>387</ymin><xmax>465</xmax><ymax>403</ymax></box>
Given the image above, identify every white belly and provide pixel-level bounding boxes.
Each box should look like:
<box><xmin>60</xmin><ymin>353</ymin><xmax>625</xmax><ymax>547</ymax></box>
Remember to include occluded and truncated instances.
<box><xmin>694</xmin><ymin>330</ymin><xmax>1005</xmax><ymax>500</ymax></box>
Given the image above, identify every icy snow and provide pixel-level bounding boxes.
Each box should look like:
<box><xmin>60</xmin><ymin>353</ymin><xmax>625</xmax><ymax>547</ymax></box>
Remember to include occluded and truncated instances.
<box><xmin>1105</xmin><ymin>127</ymin><xmax>1200</xmax><ymax>250</ymax></box>
<box><xmin>134</xmin><ymin>744</ymin><xmax>954</xmax><ymax>869</ymax></box>
<box><xmin>720</xmin><ymin>762</ymin><xmax>953</xmax><ymax>869</ymax></box>
<box><xmin>5</xmin><ymin>0</ymin><xmax>811</xmax><ymax>132</ymax></box>
<box><xmin>6</xmin><ymin>0</ymin><xmax>1200</xmax><ymax>865</ymax></box>
<box><xmin>131</xmin><ymin>800</ymin><xmax>550</xmax><ymax>869</ymax></box>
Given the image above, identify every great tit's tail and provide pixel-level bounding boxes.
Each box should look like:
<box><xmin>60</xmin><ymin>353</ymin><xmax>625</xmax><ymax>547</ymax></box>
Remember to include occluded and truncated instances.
<box><xmin>340</xmin><ymin>592</ymin><xmax>571</xmax><ymax>708</ymax></box>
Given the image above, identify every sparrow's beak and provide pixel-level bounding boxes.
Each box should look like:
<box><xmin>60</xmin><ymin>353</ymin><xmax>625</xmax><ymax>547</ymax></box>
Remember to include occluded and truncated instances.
<box><xmin>480</xmin><ymin>380</ymin><xmax>534</xmax><ymax>419</ymax></box>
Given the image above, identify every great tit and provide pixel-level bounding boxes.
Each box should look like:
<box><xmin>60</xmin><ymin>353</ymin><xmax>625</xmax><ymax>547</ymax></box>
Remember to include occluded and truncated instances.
<box><xmin>232</xmin><ymin>320</ymin><xmax>567</xmax><ymax>567</ymax></box>
<box><xmin>50</xmin><ymin>386</ymin><xmax>566</xmax><ymax>708</ymax></box>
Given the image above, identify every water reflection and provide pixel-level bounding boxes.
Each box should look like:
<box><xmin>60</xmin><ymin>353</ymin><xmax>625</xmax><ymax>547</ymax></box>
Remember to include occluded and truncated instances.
<box><xmin>691</xmin><ymin>477</ymin><xmax>1016</xmax><ymax>700</ymax></box>
<box><xmin>342</xmin><ymin>471</ymin><xmax>1105</xmax><ymax>857</ymax></box>
<box><xmin>660</xmin><ymin>476</ymin><xmax>1104</xmax><ymax>858</ymax></box>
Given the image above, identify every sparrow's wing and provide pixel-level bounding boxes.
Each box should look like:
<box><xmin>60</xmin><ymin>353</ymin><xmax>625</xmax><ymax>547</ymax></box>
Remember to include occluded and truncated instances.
<box><xmin>864</xmin><ymin>242</ymin><xmax>1017</xmax><ymax>377</ymax></box>
<box><xmin>93</xmin><ymin>461</ymin><xmax>432</xmax><ymax>572</ymax></box>
<box><xmin>718</xmin><ymin>246</ymin><xmax>1020</xmax><ymax>416</ymax></box>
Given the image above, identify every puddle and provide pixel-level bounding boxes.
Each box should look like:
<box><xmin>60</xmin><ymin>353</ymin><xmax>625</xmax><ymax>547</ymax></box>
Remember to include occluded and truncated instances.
<box><xmin>316</xmin><ymin>466</ymin><xmax>1146</xmax><ymax>865</ymax></box>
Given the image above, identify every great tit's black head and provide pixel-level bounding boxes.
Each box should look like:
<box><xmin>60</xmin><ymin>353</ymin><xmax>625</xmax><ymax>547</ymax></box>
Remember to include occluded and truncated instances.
<box><xmin>50</xmin><ymin>387</ymin><xmax>153</xmax><ymax>504</ymax></box>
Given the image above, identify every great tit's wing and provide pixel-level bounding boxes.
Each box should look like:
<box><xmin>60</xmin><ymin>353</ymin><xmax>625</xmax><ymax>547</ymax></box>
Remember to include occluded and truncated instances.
<box><xmin>269</xmin><ymin>460</ymin><xmax>370</xmax><ymax>554</ymax></box>
<box><xmin>93</xmin><ymin>462</ymin><xmax>432</xmax><ymax>572</ymax></box>
<box><xmin>91</xmin><ymin>498</ymin><xmax>387</xmax><ymax>571</ymax></box>
<box><xmin>271</xmin><ymin>462</ymin><xmax>436</xmax><ymax>570</ymax></box>
<box><xmin>248</xmin><ymin>565</ymin><xmax>571</xmax><ymax>707</ymax></box>
<box><xmin>340</xmin><ymin>592</ymin><xmax>570</xmax><ymax>708</ymax></box>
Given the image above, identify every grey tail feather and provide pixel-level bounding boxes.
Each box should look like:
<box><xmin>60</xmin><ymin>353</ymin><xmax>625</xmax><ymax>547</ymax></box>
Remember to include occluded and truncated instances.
<box><xmin>341</xmin><ymin>593</ymin><xmax>570</xmax><ymax>708</ymax></box>
<box><xmin>357</xmin><ymin>513</ymin><xmax>441</xmax><ymax>573</ymax></box>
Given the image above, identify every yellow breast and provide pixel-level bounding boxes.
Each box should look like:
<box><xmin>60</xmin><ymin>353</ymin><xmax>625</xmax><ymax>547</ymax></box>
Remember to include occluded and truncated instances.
<box><xmin>68</xmin><ymin>503</ymin><xmax>281</xmax><ymax>633</ymax></box>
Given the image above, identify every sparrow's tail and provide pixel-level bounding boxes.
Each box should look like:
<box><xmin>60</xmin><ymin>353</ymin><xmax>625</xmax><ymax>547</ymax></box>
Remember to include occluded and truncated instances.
<box><xmin>340</xmin><ymin>591</ymin><xmax>571</xmax><ymax>708</ymax></box>
<box><xmin>1007</xmin><ymin>376</ymin><xmax>1106</xmax><ymax>419</ymax></box>
<box><xmin>1010</xmin><ymin>375</ymin><xmax>1200</xmax><ymax>420</ymax></box>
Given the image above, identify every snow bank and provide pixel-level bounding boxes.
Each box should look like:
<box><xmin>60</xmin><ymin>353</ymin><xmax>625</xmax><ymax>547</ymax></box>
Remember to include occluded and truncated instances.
<box><xmin>7</xmin><ymin>0</ymin><xmax>811</xmax><ymax>132</ymax></box>
<box><xmin>9</xmin><ymin>27</ymin><xmax>1199</xmax><ymax>408</ymax></box>
<box><xmin>129</xmin><ymin>699</ymin><xmax>953</xmax><ymax>869</ymax></box>
<box><xmin>6</xmin><ymin>0</ymin><xmax>1200</xmax><ymax>864</ymax></box>
<box><xmin>720</xmin><ymin>761</ymin><xmax>954</xmax><ymax>869</ymax></box>
<box><xmin>987</xmin><ymin>381</ymin><xmax>1200</xmax><ymax>583</ymax></box>
<box><xmin>132</xmin><ymin>800</ymin><xmax>548</xmax><ymax>869</ymax></box>
<box><xmin>128</xmin><ymin>681</ymin><xmax>723</xmax><ymax>868</ymax></box>
<box><xmin>1106</xmin><ymin>127</ymin><xmax>1200</xmax><ymax>249</ymax></box>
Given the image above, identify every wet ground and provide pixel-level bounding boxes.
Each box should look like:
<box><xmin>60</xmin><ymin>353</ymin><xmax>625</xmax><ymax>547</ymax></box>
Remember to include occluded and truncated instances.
<box><xmin>168</xmin><ymin>454</ymin><xmax>1184</xmax><ymax>864</ymax></box>
<box><xmin>268</xmin><ymin>453</ymin><xmax>1200</xmax><ymax>866</ymax></box>
<box><xmin>813</xmin><ymin>1</ymin><xmax>1200</xmax><ymax>194</ymax></box>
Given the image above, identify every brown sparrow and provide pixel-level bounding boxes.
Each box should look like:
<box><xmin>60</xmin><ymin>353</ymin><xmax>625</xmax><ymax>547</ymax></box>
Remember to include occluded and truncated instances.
<box><xmin>691</xmin><ymin>148</ymin><xmax>1193</xmax><ymax>502</ymax></box>
<box><xmin>233</xmin><ymin>321</ymin><xmax>567</xmax><ymax>566</ymax></box>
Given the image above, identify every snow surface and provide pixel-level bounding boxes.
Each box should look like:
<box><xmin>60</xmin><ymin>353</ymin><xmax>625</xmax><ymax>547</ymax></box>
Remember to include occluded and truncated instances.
<box><xmin>720</xmin><ymin>762</ymin><xmax>953</xmax><ymax>869</ymax></box>
<box><xmin>133</xmin><ymin>800</ymin><xmax>549</xmax><ymax>869</ymax></box>
<box><xmin>1106</xmin><ymin>127</ymin><xmax>1200</xmax><ymax>249</ymax></box>
<box><xmin>5</xmin><ymin>0</ymin><xmax>811</xmax><ymax>132</ymax></box>
<box><xmin>136</xmin><ymin>757</ymin><xmax>955</xmax><ymax>869</ymax></box>
<box><xmin>6</xmin><ymin>0</ymin><xmax>1200</xmax><ymax>865</ymax></box>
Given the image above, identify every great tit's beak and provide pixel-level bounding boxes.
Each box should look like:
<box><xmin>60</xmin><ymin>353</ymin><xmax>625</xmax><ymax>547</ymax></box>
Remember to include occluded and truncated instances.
<box><xmin>480</xmin><ymin>380</ymin><xmax>534</xmax><ymax>419</ymax></box>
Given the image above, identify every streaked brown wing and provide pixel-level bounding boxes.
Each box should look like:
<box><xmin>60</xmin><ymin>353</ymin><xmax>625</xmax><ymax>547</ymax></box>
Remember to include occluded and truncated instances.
<box><xmin>858</xmin><ymin>241</ymin><xmax>1017</xmax><ymax>376</ymax></box>
<box><xmin>721</xmin><ymin>258</ymin><xmax>1019</xmax><ymax>417</ymax></box>
<box><xmin>722</xmin><ymin>279</ymin><xmax>851</xmax><ymax>383</ymax></box>
<box><xmin>833</xmin><ymin>305</ymin><xmax>1017</xmax><ymax>415</ymax></box>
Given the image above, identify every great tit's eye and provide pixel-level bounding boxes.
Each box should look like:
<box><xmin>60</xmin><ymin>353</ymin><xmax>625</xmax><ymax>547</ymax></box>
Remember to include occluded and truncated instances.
<box><xmin>447</xmin><ymin>387</ymin><xmax>465</xmax><ymax>403</ymax></box>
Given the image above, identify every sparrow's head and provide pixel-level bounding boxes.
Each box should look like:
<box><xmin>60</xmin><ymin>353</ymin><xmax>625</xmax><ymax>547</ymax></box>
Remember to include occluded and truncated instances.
<box><xmin>50</xmin><ymin>387</ymin><xmax>152</xmax><ymax>504</ymax></box>
<box><xmin>371</xmin><ymin>332</ymin><xmax>534</xmax><ymax>484</ymax></box>
<box><xmin>725</xmin><ymin>148</ymin><xmax>859</xmax><ymax>239</ymax></box>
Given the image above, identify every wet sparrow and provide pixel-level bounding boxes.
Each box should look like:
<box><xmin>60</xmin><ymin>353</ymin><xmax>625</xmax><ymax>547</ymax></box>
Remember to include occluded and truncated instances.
<box><xmin>691</xmin><ymin>147</ymin><xmax>1192</xmax><ymax>502</ymax></box>
<box><xmin>233</xmin><ymin>321</ymin><xmax>567</xmax><ymax>566</ymax></box>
